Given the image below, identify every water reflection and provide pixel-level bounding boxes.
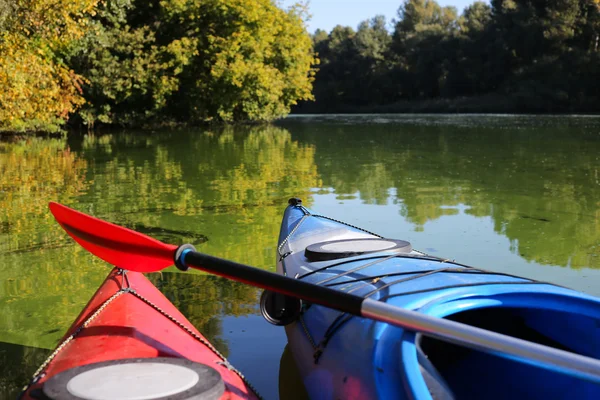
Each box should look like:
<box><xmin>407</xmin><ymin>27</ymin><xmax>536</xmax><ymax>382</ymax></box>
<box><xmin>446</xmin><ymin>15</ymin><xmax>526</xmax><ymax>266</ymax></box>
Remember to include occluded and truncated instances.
<box><xmin>281</xmin><ymin>116</ymin><xmax>600</xmax><ymax>269</ymax></box>
<box><xmin>0</xmin><ymin>137</ymin><xmax>88</xmax><ymax>254</ymax></box>
<box><xmin>278</xmin><ymin>345</ymin><xmax>309</xmax><ymax>400</ymax></box>
<box><xmin>0</xmin><ymin>341</ymin><xmax>49</xmax><ymax>399</ymax></box>
<box><xmin>147</xmin><ymin>273</ymin><xmax>261</xmax><ymax>358</ymax></box>
<box><xmin>1</xmin><ymin>116</ymin><xmax>600</xmax><ymax>398</ymax></box>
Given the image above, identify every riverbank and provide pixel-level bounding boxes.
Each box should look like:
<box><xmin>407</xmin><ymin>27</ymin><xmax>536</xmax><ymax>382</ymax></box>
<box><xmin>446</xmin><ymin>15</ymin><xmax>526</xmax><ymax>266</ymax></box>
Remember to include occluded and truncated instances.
<box><xmin>292</xmin><ymin>94</ymin><xmax>600</xmax><ymax>115</ymax></box>
<box><xmin>3</xmin><ymin>93</ymin><xmax>599</xmax><ymax>137</ymax></box>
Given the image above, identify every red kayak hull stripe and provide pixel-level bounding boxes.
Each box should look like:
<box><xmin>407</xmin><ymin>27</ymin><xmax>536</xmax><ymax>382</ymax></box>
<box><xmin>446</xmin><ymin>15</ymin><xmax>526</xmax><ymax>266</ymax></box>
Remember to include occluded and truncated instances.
<box><xmin>21</xmin><ymin>268</ymin><xmax>258</xmax><ymax>399</ymax></box>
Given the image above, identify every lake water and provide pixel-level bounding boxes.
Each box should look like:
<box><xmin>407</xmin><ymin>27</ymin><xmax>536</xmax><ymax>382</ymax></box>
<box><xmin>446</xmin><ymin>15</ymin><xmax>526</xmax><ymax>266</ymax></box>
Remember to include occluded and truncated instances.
<box><xmin>1</xmin><ymin>114</ymin><xmax>600</xmax><ymax>398</ymax></box>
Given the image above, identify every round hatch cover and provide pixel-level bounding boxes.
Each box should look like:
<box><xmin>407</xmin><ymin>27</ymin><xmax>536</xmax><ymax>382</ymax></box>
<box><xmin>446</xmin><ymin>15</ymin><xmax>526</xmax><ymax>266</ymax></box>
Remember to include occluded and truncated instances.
<box><xmin>305</xmin><ymin>238</ymin><xmax>411</xmax><ymax>262</ymax></box>
<box><xmin>42</xmin><ymin>358</ymin><xmax>224</xmax><ymax>400</ymax></box>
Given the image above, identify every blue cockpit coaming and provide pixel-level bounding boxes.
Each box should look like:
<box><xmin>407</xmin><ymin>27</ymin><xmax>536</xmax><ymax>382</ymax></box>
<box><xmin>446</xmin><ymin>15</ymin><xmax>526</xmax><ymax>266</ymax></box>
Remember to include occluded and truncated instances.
<box><xmin>398</xmin><ymin>289</ymin><xmax>600</xmax><ymax>399</ymax></box>
<box><xmin>289</xmin><ymin>280</ymin><xmax>600</xmax><ymax>399</ymax></box>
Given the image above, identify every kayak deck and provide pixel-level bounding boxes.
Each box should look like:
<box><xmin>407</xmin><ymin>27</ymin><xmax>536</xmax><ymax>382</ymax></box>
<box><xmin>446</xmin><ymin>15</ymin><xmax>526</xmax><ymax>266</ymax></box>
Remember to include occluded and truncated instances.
<box><xmin>20</xmin><ymin>268</ymin><xmax>258</xmax><ymax>400</ymax></box>
<box><xmin>278</xmin><ymin>201</ymin><xmax>600</xmax><ymax>399</ymax></box>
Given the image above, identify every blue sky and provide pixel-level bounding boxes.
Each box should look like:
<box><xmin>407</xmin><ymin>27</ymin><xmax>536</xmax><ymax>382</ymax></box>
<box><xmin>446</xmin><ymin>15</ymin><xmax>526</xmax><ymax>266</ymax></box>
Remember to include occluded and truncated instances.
<box><xmin>281</xmin><ymin>0</ymin><xmax>479</xmax><ymax>33</ymax></box>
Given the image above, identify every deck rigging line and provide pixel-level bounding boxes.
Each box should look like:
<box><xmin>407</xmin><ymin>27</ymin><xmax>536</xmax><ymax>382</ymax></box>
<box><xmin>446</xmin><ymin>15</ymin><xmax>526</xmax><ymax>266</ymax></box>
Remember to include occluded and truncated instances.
<box><xmin>282</xmin><ymin>212</ymin><xmax>559</xmax><ymax>363</ymax></box>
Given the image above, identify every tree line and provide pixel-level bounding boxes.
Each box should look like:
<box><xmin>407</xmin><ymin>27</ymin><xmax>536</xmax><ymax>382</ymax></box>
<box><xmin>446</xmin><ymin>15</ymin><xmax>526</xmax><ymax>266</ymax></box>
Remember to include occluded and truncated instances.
<box><xmin>299</xmin><ymin>0</ymin><xmax>600</xmax><ymax>113</ymax></box>
<box><xmin>3</xmin><ymin>0</ymin><xmax>600</xmax><ymax>133</ymax></box>
<box><xmin>0</xmin><ymin>0</ymin><xmax>316</xmax><ymax>133</ymax></box>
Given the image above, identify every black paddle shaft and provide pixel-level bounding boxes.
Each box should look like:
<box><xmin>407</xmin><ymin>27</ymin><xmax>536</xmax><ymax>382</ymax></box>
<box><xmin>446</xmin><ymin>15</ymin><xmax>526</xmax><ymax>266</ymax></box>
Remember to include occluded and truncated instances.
<box><xmin>182</xmin><ymin>250</ymin><xmax>364</xmax><ymax>315</ymax></box>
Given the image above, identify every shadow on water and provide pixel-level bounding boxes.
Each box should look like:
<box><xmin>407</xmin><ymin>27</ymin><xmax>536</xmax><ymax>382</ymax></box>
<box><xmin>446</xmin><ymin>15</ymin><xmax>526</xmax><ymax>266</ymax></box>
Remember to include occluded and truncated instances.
<box><xmin>122</xmin><ymin>223</ymin><xmax>209</xmax><ymax>246</ymax></box>
<box><xmin>0</xmin><ymin>341</ymin><xmax>49</xmax><ymax>399</ymax></box>
<box><xmin>278</xmin><ymin>345</ymin><xmax>309</xmax><ymax>400</ymax></box>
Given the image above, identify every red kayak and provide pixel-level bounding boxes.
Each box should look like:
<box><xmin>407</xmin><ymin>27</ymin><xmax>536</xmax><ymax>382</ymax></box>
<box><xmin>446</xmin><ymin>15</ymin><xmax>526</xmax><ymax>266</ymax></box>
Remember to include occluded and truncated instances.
<box><xmin>20</xmin><ymin>267</ymin><xmax>259</xmax><ymax>400</ymax></box>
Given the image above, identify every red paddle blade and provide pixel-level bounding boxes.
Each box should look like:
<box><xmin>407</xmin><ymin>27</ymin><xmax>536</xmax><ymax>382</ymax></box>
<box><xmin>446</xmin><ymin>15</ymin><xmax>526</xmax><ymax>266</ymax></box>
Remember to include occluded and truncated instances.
<box><xmin>49</xmin><ymin>202</ymin><xmax>177</xmax><ymax>272</ymax></box>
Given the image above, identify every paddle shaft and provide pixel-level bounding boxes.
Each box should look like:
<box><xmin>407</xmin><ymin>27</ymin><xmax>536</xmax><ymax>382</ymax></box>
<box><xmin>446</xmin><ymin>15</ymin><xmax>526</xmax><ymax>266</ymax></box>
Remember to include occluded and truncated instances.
<box><xmin>182</xmin><ymin>250</ymin><xmax>600</xmax><ymax>384</ymax></box>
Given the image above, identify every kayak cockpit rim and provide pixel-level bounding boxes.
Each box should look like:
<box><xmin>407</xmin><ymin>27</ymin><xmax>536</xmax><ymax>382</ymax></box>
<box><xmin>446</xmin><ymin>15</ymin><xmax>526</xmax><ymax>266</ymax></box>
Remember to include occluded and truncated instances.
<box><xmin>384</xmin><ymin>290</ymin><xmax>600</xmax><ymax>399</ymax></box>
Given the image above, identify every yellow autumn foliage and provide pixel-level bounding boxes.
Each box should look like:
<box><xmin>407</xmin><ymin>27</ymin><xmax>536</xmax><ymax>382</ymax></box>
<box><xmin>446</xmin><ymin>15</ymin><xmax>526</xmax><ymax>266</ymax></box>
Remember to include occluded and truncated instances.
<box><xmin>0</xmin><ymin>137</ymin><xmax>88</xmax><ymax>251</ymax></box>
<box><xmin>0</xmin><ymin>0</ymin><xmax>98</xmax><ymax>132</ymax></box>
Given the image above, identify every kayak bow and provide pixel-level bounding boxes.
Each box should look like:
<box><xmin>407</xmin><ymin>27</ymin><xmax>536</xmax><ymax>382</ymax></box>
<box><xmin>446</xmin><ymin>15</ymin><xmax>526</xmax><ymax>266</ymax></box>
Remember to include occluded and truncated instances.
<box><xmin>274</xmin><ymin>199</ymin><xmax>600</xmax><ymax>400</ymax></box>
<box><xmin>20</xmin><ymin>268</ymin><xmax>259</xmax><ymax>400</ymax></box>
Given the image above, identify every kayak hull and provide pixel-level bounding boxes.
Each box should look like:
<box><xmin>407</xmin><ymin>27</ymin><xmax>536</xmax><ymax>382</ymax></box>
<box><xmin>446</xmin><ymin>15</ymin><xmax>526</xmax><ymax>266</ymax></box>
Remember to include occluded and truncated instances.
<box><xmin>20</xmin><ymin>268</ymin><xmax>258</xmax><ymax>399</ymax></box>
<box><xmin>277</xmin><ymin>202</ymin><xmax>600</xmax><ymax>399</ymax></box>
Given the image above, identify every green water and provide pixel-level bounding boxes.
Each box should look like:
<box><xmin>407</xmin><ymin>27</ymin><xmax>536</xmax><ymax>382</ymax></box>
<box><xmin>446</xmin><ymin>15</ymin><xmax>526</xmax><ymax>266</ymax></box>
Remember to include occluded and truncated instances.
<box><xmin>1</xmin><ymin>115</ymin><xmax>600</xmax><ymax>398</ymax></box>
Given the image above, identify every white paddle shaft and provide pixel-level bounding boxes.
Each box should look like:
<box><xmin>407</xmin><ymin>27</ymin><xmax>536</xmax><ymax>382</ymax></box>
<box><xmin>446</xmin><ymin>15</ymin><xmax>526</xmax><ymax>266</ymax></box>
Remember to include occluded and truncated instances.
<box><xmin>362</xmin><ymin>298</ymin><xmax>600</xmax><ymax>384</ymax></box>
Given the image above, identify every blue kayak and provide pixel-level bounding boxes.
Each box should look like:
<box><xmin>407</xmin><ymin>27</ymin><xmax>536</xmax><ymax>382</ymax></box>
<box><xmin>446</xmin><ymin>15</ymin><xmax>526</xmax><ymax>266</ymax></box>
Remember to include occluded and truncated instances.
<box><xmin>272</xmin><ymin>199</ymin><xmax>600</xmax><ymax>399</ymax></box>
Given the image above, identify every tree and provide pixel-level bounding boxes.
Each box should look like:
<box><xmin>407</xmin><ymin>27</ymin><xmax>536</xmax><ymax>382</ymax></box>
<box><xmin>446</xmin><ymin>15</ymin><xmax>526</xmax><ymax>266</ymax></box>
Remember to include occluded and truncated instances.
<box><xmin>68</xmin><ymin>0</ymin><xmax>316</xmax><ymax>125</ymax></box>
<box><xmin>166</xmin><ymin>0</ymin><xmax>317</xmax><ymax>123</ymax></box>
<box><xmin>391</xmin><ymin>0</ymin><xmax>459</xmax><ymax>99</ymax></box>
<box><xmin>486</xmin><ymin>0</ymin><xmax>598</xmax><ymax>109</ymax></box>
<box><xmin>1</xmin><ymin>0</ymin><xmax>317</xmax><ymax>130</ymax></box>
<box><xmin>355</xmin><ymin>15</ymin><xmax>391</xmax><ymax>62</ymax></box>
<box><xmin>354</xmin><ymin>16</ymin><xmax>393</xmax><ymax>103</ymax></box>
<box><xmin>458</xmin><ymin>1</ymin><xmax>492</xmax><ymax>34</ymax></box>
<box><xmin>309</xmin><ymin>25</ymin><xmax>359</xmax><ymax>110</ymax></box>
<box><xmin>490</xmin><ymin>0</ymin><xmax>580</xmax><ymax>64</ymax></box>
<box><xmin>395</xmin><ymin>0</ymin><xmax>457</xmax><ymax>36</ymax></box>
<box><xmin>0</xmin><ymin>0</ymin><xmax>99</xmax><ymax>132</ymax></box>
<box><xmin>313</xmin><ymin>29</ymin><xmax>329</xmax><ymax>45</ymax></box>
<box><xmin>67</xmin><ymin>0</ymin><xmax>199</xmax><ymax>126</ymax></box>
<box><xmin>445</xmin><ymin>2</ymin><xmax>494</xmax><ymax>96</ymax></box>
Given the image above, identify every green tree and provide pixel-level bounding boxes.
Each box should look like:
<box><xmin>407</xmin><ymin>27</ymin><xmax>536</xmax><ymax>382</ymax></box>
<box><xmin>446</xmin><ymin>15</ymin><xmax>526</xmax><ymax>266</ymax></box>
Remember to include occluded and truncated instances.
<box><xmin>355</xmin><ymin>16</ymin><xmax>391</xmax><ymax>62</ymax></box>
<box><xmin>67</xmin><ymin>0</ymin><xmax>198</xmax><ymax>126</ymax></box>
<box><xmin>1</xmin><ymin>0</ymin><xmax>316</xmax><ymax>130</ymax></box>
<box><xmin>445</xmin><ymin>2</ymin><xmax>493</xmax><ymax>96</ymax></box>
<box><xmin>487</xmin><ymin>0</ymin><xmax>600</xmax><ymax>109</ymax></box>
<box><xmin>173</xmin><ymin>0</ymin><xmax>316</xmax><ymax>122</ymax></box>
<box><xmin>72</xmin><ymin>0</ymin><xmax>316</xmax><ymax>125</ymax></box>
<box><xmin>313</xmin><ymin>29</ymin><xmax>329</xmax><ymax>45</ymax></box>
<box><xmin>309</xmin><ymin>25</ymin><xmax>359</xmax><ymax>110</ymax></box>
<box><xmin>395</xmin><ymin>0</ymin><xmax>457</xmax><ymax>35</ymax></box>
<box><xmin>304</xmin><ymin>17</ymin><xmax>393</xmax><ymax>111</ymax></box>
<box><xmin>301</xmin><ymin>0</ymin><xmax>600</xmax><ymax>113</ymax></box>
<box><xmin>458</xmin><ymin>1</ymin><xmax>492</xmax><ymax>34</ymax></box>
<box><xmin>354</xmin><ymin>16</ymin><xmax>393</xmax><ymax>104</ymax></box>
<box><xmin>391</xmin><ymin>0</ymin><xmax>459</xmax><ymax>98</ymax></box>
